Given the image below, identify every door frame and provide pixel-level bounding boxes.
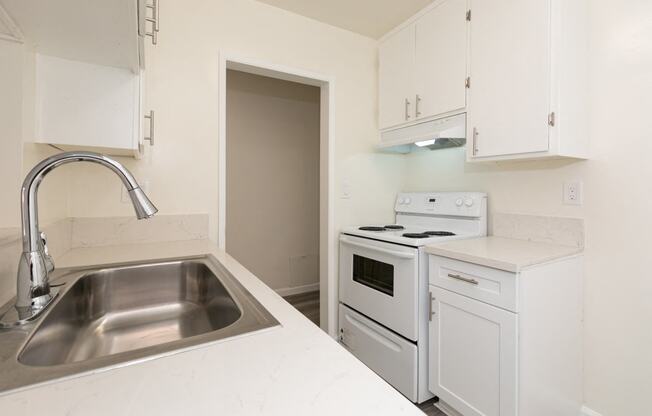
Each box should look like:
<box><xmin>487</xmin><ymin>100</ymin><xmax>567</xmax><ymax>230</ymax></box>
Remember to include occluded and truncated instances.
<box><xmin>217</xmin><ymin>52</ymin><xmax>337</xmax><ymax>337</ymax></box>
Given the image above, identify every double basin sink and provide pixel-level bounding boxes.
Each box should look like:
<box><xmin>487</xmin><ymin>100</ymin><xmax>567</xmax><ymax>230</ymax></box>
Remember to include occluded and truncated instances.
<box><xmin>0</xmin><ymin>255</ymin><xmax>279</xmax><ymax>393</ymax></box>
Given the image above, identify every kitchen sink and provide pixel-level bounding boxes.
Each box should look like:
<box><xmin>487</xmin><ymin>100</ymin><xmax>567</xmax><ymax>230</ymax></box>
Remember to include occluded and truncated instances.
<box><xmin>0</xmin><ymin>255</ymin><xmax>279</xmax><ymax>392</ymax></box>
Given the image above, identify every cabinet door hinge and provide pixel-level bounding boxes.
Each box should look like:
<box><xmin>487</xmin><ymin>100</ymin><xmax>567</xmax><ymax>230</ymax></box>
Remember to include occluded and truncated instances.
<box><xmin>466</xmin><ymin>9</ymin><xmax>471</xmax><ymax>21</ymax></box>
<box><xmin>548</xmin><ymin>112</ymin><xmax>556</xmax><ymax>127</ymax></box>
<box><xmin>465</xmin><ymin>77</ymin><xmax>471</xmax><ymax>89</ymax></box>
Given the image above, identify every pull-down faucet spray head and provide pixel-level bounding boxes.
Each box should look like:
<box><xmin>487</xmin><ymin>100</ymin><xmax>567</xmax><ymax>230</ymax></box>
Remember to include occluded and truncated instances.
<box><xmin>128</xmin><ymin>187</ymin><xmax>158</xmax><ymax>219</ymax></box>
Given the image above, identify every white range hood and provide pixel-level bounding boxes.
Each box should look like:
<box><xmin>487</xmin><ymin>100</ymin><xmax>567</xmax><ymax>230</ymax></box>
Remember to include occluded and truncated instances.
<box><xmin>379</xmin><ymin>113</ymin><xmax>466</xmax><ymax>153</ymax></box>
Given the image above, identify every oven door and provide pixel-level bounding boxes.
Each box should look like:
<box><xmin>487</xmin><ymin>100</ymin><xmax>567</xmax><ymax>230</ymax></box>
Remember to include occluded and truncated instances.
<box><xmin>339</xmin><ymin>234</ymin><xmax>419</xmax><ymax>340</ymax></box>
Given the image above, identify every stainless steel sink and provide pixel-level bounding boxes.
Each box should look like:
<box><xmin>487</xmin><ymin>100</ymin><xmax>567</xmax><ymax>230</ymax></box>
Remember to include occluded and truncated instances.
<box><xmin>0</xmin><ymin>255</ymin><xmax>279</xmax><ymax>393</ymax></box>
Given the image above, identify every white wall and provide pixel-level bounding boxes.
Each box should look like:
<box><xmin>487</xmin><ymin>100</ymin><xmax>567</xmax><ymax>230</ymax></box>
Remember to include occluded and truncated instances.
<box><xmin>63</xmin><ymin>0</ymin><xmax>404</xmax><ymax>237</ymax></box>
<box><xmin>0</xmin><ymin>40</ymin><xmax>69</xmax><ymax>229</ymax></box>
<box><xmin>0</xmin><ymin>39</ymin><xmax>71</xmax><ymax>305</ymax></box>
<box><xmin>402</xmin><ymin>0</ymin><xmax>652</xmax><ymax>413</ymax></box>
<box><xmin>0</xmin><ymin>40</ymin><xmax>23</xmax><ymax>228</ymax></box>
<box><xmin>225</xmin><ymin>70</ymin><xmax>320</xmax><ymax>293</ymax></box>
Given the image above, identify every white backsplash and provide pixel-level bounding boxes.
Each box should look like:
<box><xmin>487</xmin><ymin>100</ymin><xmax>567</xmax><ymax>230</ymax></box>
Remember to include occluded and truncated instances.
<box><xmin>493</xmin><ymin>212</ymin><xmax>584</xmax><ymax>248</ymax></box>
<box><xmin>71</xmin><ymin>215</ymin><xmax>209</xmax><ymax>248</ymax></box>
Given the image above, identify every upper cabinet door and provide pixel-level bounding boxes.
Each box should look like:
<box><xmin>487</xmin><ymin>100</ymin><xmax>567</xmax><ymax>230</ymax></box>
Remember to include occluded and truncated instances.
<box><xmin>379</xmin><ymin>24</ymin><xmax>416</xmax><ymax>130</ymax></box>
<box><xmin>468</xmin><ymin>0</ymin><xmax>551</xmax><ymax>158</ymax></box>
<box><xmin>415</xmin><ymin>0</ymin><xmax>468</xmax><ymax>120</ymax></box>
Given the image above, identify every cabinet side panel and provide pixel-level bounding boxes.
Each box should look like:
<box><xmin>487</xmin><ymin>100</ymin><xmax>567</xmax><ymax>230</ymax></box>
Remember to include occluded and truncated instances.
<box><xmin>518</xmin><ymin>256</ymin><xmax>583</xmax><ymax>416</ymax></box>
<box><xmin>553</xmin><ymin>0</ymin><xmax>589</xmax><ymax>158</ymax></box>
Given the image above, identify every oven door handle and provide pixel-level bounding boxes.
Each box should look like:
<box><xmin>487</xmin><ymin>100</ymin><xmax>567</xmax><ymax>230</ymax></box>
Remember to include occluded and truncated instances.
<box><xmin>340</xmin><ymin>236</ymin><xmax>416</xmax><ymax>260</ymax></box>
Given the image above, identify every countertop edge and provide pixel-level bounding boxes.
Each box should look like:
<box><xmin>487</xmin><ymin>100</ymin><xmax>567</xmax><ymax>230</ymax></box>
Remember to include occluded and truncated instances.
<box><xmin>425</xmin><ymin>236</ymin><xmax>584</xmax><ymax>273</ymax></box>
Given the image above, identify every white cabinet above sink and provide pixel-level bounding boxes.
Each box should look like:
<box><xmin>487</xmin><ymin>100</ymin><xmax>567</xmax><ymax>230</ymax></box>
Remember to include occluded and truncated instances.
<box><xmin>1</xmin><ymin>0</ymin><xmax>160</xmax><ymax>158</ymax></box>
<box><xmin>34</xmin><ymin>54</ymin><xmax>145</xmax><ymax>157</ymax></box>
<box><xmin>1</xmin><ymin>0</ymin><xmax>145</xmax><ymax>72</ymax></box>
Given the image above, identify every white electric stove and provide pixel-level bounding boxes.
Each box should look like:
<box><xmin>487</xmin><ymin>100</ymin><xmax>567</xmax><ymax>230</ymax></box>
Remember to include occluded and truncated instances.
<box><xmin>338</xmin><ymin>192</ymin><xmax>487</xmax><ymax>403</ymax></box>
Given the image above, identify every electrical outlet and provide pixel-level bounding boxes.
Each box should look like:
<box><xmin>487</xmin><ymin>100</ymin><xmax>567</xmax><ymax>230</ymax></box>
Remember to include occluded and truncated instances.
<box><xmin>563</xmin><ymin>181</ymin><xmax>582</xmax><ymax>205</ymax></box>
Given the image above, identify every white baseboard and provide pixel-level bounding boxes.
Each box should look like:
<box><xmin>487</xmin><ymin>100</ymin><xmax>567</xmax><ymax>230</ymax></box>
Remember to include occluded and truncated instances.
<box><xmin>275</xmin><ymin>282</ymin><xmax>319</xmax><ymax>297</ymax></box>
<box><xmin>581</xmin><ymin>405</ymin><xmax>604</xmax><ymax>416</ymax></box>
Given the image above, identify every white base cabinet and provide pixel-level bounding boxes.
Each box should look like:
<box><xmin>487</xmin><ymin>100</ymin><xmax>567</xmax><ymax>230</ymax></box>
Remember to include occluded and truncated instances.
<box><xmin>428</xmin><ymin>255</ymin><xmax>583</xmax><ymax>416</ymax></box>
<box><xmin>429</xmin><ymin>287</ymin><xmax>517</xmax><ymax>416</ymax></box>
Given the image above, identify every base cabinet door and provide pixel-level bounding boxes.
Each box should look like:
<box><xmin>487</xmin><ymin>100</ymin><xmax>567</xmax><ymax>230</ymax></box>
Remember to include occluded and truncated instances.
<box><xmin>429</xmin><ymin>286</ymin><xmax>517</xmax><ymax>416</ymax></box>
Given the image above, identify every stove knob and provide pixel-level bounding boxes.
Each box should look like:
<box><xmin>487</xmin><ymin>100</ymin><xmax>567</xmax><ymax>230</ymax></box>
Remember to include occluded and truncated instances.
<box><xmin>464</xmin><ymin>198</ymin><xmax>474</xmax><ymax>207</ymax></box>
<box><xmin>398</xmin><ymin>197</ymin><xmax>405</xmax><ymax>204</ymax></box>
<box><xmin>455</xmin><ymin>198</ymin><xmax>464</xmax><ymax>207</ymax></box>
<box><xmin>404</xmin><ymin>197</ymin><xmax>411</xmax><ymax>204</ymax></box>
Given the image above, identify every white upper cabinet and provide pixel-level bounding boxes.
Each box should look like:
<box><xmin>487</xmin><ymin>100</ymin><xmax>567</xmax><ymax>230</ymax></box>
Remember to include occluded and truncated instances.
<box><xmin>379</xmin><ymin>24</ymin><xmax>416</xmax><ymax>130</ymax></box>
<box><xmin>467</xmin><ymin>0</ymin><xmax>589</xmax><ymax>161</ymax></box>
<box><xmin>0</xmin><ymin>0</ymin><xmax>160</xmax><ymax>158</ymax></box>
<box><xmin>1</xmin><ymin>0</ymin><xmax>145</xmax><ymax>72</ymax></box>
<box><xmin>380</xmin><ymin>0</ymin><xmax>588</xmax><ymax>160</ymax></box>
<box><xmin>379</xmin><ymin>0</ymin><xmax>468</xmax><ymax>132</ymax></box>
<box><xmin>34</xmin><ymin>55</ymin><xmax>144</xmax><ymax>157</ymax></box>
<box><xmin>415</xmin><ymin>0</ymin><xmax>467</xmax><ymax>121</ymax></box>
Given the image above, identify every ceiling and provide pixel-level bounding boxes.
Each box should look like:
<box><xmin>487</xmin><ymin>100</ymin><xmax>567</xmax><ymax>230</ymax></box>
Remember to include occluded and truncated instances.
<box><xmin>255</xmin><ymin>0</ymin><xmax>434</xmax><ymax>39</ymax></box>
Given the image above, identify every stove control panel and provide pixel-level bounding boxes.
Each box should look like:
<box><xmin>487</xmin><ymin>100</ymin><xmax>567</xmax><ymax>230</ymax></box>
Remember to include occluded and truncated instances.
<box><xmin>395</xmin><ymin>192</ymin><xmax>487</xmax><ymax>217</ymax></box>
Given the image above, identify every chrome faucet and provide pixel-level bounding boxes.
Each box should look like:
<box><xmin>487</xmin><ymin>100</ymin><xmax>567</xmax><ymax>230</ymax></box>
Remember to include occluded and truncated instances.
<box><xmin>0</xmin><ymin>151</ymin><xmax>157</xmax><ymax>327</ymax></box>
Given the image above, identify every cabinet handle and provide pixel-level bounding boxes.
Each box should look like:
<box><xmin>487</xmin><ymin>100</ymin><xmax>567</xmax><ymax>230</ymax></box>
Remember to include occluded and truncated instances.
<box><xmin>472</xmin><ymin>127</ymin><xmax>479</xmax><ymax>156</ymax></box>
<box><xmin>405</xmin><ymin>98</ymin><xmax>411</xmax><ymax>121</ymax></box>
<box><xmin>144</xmin><ymin>111</ymin><xmax>155</xmax><ymax>146</ymax></box>
<box><xmin>448</xmin><ymin>273</ymin><xmax>479</xmax><ymax>285</ymax></box>
<box><xmin>145</xmin><ymin>0</ymin><xmax>160</xmax><ymax>45</ymax></box>
<box><xmin>429</xmin><ymin>291</ymin><xmax>435</xmax><ymax>321</ymax></box>
<box><xmin>147</xmin><ymin>0</ymin><xmax>160</xmax><ymax>31</ymax></box>
<box><xmin>415</xmin><ymin>94</ymin><xmax>422</xmax><ymax>117</ymax></box>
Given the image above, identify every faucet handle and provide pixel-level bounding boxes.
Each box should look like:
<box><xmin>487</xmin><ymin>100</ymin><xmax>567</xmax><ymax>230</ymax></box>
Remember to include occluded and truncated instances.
<box><xmin>39</xmin><ymin>232</ymin><xmax>55</xmax><ymax>273</ymax></box>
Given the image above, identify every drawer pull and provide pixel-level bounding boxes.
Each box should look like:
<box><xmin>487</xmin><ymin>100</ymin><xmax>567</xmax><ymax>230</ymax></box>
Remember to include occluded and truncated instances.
<box><xmin>448</xmin><ymin>273</ymin><xmax>479</xmax><ymax>285</ymax></box>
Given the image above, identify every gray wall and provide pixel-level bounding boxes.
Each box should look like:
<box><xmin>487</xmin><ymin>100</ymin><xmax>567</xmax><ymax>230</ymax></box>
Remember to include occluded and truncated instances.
<box><xmin>225</xmin><ymin>70</ymin><xmax>320</xmax><ymax>293</ymax></box>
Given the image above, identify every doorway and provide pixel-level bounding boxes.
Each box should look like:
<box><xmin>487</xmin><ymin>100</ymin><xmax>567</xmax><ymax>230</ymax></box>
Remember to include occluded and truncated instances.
<box><xmin>225</xmin><ymin>69</ymin><xmax>320</xmax><ymax>324</ymax></box>
<box><xmin>218</xmin><ymin>56</ymin><xmax>335</xmax><ymax>335</ymax></box>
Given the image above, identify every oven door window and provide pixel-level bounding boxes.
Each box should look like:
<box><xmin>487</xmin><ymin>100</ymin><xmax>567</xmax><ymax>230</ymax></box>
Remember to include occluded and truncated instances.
<box><xmin>352</xmin><ymin>255</ymin><xmax>394</xmax><ymax>296</ymax></box>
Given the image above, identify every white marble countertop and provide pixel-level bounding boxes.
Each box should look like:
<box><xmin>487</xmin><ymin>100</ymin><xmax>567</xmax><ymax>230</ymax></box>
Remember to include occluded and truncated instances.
<box><xmin>425</xmin><ymin>236</ymin><xmax>583</xmax><ymax>272</ymax></box>
<box><xmin>0</xmin><ymin>240</ymin><xmax>421</xmax><ymax>415</ymax></box>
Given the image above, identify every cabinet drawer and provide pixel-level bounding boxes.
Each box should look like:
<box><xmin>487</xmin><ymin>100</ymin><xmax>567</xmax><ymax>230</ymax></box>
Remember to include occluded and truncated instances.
<box><xmin>429</xmin><ymin>255</ymin><xmax>518</xmax><ymax>312</ymax></box>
